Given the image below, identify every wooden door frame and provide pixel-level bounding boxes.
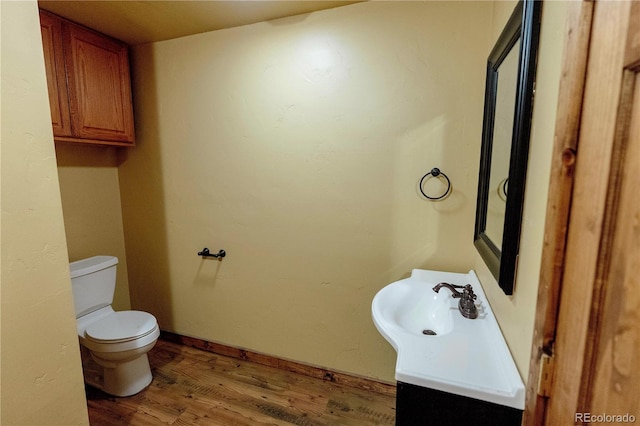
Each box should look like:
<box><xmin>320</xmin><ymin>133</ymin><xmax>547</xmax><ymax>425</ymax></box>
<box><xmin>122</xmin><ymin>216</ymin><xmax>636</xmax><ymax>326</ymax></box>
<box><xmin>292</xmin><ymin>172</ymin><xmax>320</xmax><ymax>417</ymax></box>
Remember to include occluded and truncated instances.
<box><xmin>524</xmin><ymin>1</ymin><xmax>637</xmax><ymax>424</ymax></box>
<box><xmin>523</xmin><ymin>2</ymin><xmax>593</xmax><ymax>423</ymax></box>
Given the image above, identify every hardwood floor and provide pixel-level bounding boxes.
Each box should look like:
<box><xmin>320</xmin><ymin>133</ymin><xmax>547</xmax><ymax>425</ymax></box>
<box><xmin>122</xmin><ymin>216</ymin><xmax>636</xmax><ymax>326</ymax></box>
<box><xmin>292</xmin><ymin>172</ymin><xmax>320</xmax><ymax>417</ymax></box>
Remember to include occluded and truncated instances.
<box><xmin>86</xmin><ymin>339</ymin><xmax>396</xmax><ymax>425</ymax></box>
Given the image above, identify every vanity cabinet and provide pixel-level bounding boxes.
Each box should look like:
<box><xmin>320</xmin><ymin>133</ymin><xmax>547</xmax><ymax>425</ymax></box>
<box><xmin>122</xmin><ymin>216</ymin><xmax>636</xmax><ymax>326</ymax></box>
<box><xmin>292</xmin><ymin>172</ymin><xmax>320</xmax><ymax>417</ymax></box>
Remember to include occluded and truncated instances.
<box><xmin>396</xmin><ymin>382</ymin><xmax>522</xmax><ymax>426</ymax></box>
<box><xmin>39</xmin><ymin>10</ymin><xmax>135</xmax><ymax>146</ymax></box>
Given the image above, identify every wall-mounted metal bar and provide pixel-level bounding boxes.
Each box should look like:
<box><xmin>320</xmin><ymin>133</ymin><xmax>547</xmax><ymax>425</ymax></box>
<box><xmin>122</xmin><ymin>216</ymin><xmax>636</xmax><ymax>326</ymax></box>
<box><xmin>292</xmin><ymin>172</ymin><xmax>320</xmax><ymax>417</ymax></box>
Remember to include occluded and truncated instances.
<box><xmin>197</xmin><ymin>248</ymin><xmax>226</xmax><ymax>259</ymax></box>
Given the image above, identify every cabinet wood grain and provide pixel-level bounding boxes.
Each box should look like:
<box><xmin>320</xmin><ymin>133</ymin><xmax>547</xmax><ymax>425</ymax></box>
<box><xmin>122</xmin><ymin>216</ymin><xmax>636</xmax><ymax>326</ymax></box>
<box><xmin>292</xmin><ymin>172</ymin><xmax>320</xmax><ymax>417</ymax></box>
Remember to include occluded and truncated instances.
<box><xmin>39</xmin><ymin>10</ymin><xmax>72</xmax><ymax>137</ymax></box>
<box><xmin>39</xmin><ymin>10</ymin><xmax>135</xmax><ymax>146</ymax></box>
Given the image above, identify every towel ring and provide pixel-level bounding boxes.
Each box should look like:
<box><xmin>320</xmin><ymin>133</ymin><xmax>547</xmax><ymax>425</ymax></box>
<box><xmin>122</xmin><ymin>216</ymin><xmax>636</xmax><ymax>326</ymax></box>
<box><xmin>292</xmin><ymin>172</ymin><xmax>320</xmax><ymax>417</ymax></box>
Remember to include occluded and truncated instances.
<box><xmin>419</xmin><ymin>168</ymin><xmax>451</xmax><ymax>200</ymax></box>
<box><xmin>498</xmin><ymin>177</ymin><xmax>509</xmax><ymax>201</ymax></box>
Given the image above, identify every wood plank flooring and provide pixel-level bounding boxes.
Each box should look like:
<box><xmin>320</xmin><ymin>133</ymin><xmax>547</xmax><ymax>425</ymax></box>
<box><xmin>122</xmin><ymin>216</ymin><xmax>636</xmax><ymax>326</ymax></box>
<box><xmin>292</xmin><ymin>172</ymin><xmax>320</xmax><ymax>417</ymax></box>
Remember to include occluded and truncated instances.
<box><xmin>86</xmin><ymin>339</ymin><xmax>396</xmax><ymax>425</ymax></box>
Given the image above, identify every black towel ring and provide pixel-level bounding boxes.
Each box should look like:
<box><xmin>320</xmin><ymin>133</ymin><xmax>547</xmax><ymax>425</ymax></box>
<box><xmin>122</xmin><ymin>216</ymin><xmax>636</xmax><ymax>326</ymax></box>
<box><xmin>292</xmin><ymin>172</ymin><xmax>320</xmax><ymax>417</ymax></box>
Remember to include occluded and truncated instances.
<box><xmin>419</xmin><ymin>168</ymin><xmax>451</xmax><ymax>200</ymax></box>
<box><xmin>498</xmin><ymin>177</ymin><xmax>509</xmax><ymax>201</ymax></box>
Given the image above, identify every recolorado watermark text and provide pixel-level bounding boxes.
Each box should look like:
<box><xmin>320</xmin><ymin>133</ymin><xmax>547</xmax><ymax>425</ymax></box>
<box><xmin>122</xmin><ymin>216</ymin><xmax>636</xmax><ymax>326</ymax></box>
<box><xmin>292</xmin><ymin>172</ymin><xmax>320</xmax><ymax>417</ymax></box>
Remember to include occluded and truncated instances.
<box><xmin>575</xmin><ymin>413</ymin><xmax>636</xmax><ymax>423</ymax></box>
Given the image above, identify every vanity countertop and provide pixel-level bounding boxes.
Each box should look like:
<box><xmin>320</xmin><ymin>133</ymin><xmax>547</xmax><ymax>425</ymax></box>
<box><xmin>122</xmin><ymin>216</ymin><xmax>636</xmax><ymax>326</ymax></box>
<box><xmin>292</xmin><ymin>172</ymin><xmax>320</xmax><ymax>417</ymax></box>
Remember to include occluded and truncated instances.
<box><xmin>372</xmin><ymin>269</ymin><xmax>525</xmax><ymax>410</ymax></box>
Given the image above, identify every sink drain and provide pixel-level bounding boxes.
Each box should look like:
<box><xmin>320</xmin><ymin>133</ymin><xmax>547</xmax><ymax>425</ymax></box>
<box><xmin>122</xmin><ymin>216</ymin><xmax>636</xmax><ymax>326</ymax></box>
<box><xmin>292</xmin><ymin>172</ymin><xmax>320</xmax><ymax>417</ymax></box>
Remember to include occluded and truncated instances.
<box><xmin>422</xmin><ymin>329</ymin><xmax>437</xmax><ymax>336</ymax></box>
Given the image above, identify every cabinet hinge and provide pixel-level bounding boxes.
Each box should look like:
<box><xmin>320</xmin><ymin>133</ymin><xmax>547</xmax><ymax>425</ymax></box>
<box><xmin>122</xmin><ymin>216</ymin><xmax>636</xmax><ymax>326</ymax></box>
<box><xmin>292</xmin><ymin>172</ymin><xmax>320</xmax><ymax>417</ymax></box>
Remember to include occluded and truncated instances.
<box><xmin>537</xmin><ymin>352</ymin><xmax>555</xmax><ymax>397</ymax></box>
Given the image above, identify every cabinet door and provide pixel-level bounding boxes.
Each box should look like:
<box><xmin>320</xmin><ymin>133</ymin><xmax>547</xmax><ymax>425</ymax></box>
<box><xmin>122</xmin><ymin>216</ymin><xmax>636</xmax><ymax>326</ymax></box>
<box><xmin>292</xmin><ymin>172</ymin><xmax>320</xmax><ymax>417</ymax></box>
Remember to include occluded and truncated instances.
<box><xmin>62</xmin><ymin>22</ymin><xmax>134</xmax><ymax>143</ymax></box>
<box><xmin>39</xmin><ymin>10</ymin><xmax>72</xmax><ymax>137</ymax></box>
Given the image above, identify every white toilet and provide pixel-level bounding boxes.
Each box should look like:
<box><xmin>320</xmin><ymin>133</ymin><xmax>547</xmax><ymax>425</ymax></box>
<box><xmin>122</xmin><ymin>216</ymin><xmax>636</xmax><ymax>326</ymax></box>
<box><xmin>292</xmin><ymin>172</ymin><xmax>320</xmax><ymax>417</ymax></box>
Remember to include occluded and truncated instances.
<box><xmin>70</xmin><ymin>255</ymin><xmax>159</xmax><ymax>397</ymax></box>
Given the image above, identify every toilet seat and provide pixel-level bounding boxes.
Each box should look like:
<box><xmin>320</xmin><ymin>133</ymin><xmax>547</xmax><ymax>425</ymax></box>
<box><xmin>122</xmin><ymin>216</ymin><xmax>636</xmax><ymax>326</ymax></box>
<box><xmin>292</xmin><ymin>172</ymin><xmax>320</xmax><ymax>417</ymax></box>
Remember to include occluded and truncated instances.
<box><xmin>85</xmin><ymin>311</ymin><xmax>157</xmax><ymax>343</ymax></box>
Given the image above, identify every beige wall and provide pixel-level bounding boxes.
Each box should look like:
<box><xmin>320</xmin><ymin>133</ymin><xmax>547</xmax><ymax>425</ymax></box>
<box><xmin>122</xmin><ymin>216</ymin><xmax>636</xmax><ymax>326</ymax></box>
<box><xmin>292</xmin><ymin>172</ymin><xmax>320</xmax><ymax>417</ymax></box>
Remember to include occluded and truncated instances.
<box><xmin>0</xmin><ymin>1</ymin><xmax>89</xmax><ymax>424</ymax></box>
<box><xmin>475</xmin><ymin>1</ymin><xmax>568</xmax><ymax>381</ymax></box>
<box><xmin>121</xmin><ymin>1</ymin><xmax>492</xmax><ymax>382</ymax></box>
<box><xmin>56</xmin><ymin>145</ymin><xmax>131</xmax><ymax>311</ymax></box>
<box><xmin>0</xmin><ymin>1</ymin><xmax>568</xmax><ymax>420</ymax></box>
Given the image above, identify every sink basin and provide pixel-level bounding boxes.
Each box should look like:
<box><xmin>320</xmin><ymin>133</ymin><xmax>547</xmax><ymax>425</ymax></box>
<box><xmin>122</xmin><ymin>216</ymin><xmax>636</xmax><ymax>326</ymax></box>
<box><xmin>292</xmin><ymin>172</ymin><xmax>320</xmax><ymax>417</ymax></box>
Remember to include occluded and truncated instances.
<box><xmin>382</xmin><ymin>281</ymin><xmax>455</xmax><ymax>337</ymax></box>
<box><xmin>372</xmin><ymin>269</ymin><xmax>525</xmax><ymax>409</ymax></box>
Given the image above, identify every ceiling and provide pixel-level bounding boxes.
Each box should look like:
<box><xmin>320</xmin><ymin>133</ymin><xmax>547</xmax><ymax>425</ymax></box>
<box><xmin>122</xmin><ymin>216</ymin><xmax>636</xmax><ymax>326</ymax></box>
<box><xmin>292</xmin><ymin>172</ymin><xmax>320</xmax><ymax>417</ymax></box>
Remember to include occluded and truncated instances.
<box><xmin>38</xmin><ymin>1</ymin><xmax>362</xmax><ymax>45</ymax></box>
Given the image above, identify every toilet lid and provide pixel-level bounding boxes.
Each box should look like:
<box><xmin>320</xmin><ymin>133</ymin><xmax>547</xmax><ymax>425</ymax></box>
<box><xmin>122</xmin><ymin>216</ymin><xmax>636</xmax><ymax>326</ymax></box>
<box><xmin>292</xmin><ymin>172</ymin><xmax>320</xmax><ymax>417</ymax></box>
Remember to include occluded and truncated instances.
<box><xmin>85</xmin><ymin>311</ymin><xmax>157</xmax><ymax>343</ymax></box>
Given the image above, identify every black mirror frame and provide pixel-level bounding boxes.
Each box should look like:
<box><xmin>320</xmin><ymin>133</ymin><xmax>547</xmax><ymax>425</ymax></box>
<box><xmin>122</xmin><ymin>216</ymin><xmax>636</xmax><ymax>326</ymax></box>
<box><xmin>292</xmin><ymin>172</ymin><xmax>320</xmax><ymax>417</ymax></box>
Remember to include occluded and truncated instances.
<box><xmin>474</xmin><ymin>0</ymin><xmax>542</xmax><ymax>295</ymax></box>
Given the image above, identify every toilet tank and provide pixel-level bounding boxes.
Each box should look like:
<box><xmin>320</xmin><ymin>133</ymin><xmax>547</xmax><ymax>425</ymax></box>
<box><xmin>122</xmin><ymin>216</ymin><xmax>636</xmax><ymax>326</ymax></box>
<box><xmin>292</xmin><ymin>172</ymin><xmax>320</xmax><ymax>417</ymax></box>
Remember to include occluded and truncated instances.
<box><xmin>70</xmin><ymin>256</ymin><xmax>118</xmax><ymax>318</ymax></box>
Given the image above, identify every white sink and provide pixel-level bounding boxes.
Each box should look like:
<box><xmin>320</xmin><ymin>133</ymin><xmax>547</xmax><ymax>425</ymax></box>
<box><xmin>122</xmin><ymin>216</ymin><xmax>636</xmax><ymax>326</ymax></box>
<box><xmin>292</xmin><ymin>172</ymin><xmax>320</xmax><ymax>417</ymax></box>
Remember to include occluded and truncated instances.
<box><xmin>387</xmin><ymin>282</ymin><xmax>455</xmax><ymax>337</ymax></box>
<box><xmin>372</xmin><ymin>269</ymin><xmax>525</xmax><ymax>410</ymax></box>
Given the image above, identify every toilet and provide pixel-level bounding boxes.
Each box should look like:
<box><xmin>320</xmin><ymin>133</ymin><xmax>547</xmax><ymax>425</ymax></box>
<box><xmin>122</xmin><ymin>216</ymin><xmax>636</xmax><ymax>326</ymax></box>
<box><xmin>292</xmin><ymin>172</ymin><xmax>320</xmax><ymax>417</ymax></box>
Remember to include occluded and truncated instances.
<box><xmin>70</xmin><ymin>255</ymin><xmax>159</xmax><ymax>397</ymax></box>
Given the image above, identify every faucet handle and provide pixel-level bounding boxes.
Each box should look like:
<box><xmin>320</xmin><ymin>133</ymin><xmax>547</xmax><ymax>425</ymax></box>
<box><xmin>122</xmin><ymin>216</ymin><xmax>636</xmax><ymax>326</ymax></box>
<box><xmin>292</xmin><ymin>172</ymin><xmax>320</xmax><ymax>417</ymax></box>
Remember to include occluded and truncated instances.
<box><xmin>433</xmin><ymin>282</ymin><xmax>478</xmax><ymax>319</ymax></box>
<box><xmin>461</xmin><ymin>284</ymin><xmax>477</xmax><ymax>300</ymax></box>
<box><xmin>459</xmin><ymin>284</ymin><xmax>478</xmax><ymax>319</ymax></box>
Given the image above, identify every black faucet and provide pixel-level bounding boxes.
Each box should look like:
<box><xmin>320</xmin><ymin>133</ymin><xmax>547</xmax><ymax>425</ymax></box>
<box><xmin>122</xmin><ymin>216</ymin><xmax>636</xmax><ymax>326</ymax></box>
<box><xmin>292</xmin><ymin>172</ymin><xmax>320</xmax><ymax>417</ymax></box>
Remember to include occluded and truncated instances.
<box><xmin>432</xmin><ymin>282</ymin><xmax>478</xmax><ymax>319</ymax></box>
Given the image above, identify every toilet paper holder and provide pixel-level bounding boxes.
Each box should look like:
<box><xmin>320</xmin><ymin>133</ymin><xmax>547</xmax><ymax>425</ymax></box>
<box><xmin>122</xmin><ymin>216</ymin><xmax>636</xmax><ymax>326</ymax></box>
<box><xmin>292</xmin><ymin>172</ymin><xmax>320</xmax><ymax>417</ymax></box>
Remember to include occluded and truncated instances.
<box><xmin>197</xmin><ymin>248</ymin><xmax>226</xmax><ymax>259</ymax></box>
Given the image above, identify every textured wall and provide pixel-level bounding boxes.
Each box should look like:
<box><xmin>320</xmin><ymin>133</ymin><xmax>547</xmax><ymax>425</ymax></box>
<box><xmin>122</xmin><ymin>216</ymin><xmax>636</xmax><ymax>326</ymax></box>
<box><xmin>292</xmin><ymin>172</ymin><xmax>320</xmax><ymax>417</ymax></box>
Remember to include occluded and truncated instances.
<box><xmin>0</xmin><ymin>1</ymin><xmax>89</xmax><ymax>424</ymax></box>
<box><xmin>56</xmin><ymin>145</ymin><xmax>132</xmax><ymax>311</ymax></box>
<box><xmin>475</xmin><ymin>1</ymin><xmax>568</xmax><ymax>381</ymax></box>
<box><xmin>120</xmin><ymin>1</ymin><xmax>491</xmax><ymax>382</ymax></box>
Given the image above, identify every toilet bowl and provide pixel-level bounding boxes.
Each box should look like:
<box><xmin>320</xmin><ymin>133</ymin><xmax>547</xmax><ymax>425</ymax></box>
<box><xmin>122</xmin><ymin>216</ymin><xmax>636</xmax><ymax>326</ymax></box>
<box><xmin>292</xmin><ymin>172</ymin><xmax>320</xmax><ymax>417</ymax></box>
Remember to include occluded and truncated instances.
<box><xmin>70</xmin><ymin>256</ymin><xmax>159</xmax><ymax>397</ymax></box>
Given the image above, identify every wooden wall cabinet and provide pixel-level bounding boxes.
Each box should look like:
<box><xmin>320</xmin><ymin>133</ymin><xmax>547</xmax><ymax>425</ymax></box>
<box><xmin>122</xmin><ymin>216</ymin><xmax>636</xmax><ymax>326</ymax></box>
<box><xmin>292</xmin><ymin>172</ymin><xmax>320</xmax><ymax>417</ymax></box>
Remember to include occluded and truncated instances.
<box><xmin>39</xmin><ymin>10</ymin><xmax>135</xmax><ymax>146</ymax></box>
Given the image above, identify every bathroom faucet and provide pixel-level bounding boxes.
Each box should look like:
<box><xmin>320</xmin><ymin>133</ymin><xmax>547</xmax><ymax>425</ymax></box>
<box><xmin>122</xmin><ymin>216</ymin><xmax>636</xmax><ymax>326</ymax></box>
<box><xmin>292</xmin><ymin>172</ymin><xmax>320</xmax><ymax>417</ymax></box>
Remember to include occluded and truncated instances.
<box><xmin>432</xmin><ymin>283</ymin><xmax>478</xmax><ymax>319</ymax></box>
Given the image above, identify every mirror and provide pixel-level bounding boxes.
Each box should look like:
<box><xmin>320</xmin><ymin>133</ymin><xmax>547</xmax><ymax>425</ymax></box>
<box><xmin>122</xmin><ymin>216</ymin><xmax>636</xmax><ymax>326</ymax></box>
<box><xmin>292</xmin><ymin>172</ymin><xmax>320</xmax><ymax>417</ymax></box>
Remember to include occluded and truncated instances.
<box><xmin>474</xmin><ymin>0</ymin><xmax>541</xmax><ymax>295</ymax></box>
